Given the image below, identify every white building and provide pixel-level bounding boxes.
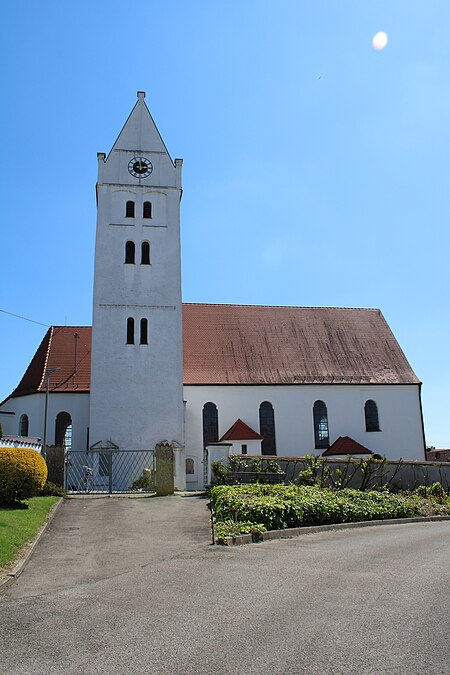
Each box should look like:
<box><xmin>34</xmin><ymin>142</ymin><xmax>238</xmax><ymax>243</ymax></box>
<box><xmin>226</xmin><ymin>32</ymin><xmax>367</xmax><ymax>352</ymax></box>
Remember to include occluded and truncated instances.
<box><xmin>0</xmin><ymin>93</ymin><xmax>426</xmax><ymax>490</ymax></box>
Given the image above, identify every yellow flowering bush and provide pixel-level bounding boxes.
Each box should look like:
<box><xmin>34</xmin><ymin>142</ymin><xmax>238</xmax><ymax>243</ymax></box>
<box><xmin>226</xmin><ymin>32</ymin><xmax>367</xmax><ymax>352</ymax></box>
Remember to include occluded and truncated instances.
<box><xmin>0</xmin><ymin>447</ymin><xmax>48</xmax><ymax>504</ymax></box>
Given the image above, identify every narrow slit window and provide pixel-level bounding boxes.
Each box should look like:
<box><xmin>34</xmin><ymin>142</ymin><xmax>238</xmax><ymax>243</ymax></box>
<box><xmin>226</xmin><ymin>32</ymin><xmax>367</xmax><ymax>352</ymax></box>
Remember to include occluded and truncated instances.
<box><xmin>140</xmin><ymin>318</ymin><xmax>148</xmax><ymax>345</ymax></box>
<box><xmin>143</xmin><ymin>201</ymin><xmax>152</xmax><ymax>219</ymax></box>
<box><xmin>125</xmin><ymin>241</ymin><xmax>135</xmax><ymax>264</ymax></box>
<box><xmin>126</xmin><ymin>201</ymin><xmax>135</xmax><ymax>218</ymax></box>
<box><xmin>127</xmin><ymin>317</ymin><xmax>135</xmax><ymax>344</ymax></box>
<box><xmin>141</xmin><ymin>241</ymin><xmax>150</xmax><ymax>265</ymax></box>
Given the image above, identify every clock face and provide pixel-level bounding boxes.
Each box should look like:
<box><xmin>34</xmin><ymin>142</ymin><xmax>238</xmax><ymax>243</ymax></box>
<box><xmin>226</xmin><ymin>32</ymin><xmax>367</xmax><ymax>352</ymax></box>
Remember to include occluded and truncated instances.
<box><xmin>128</xmin><ymin>156</ymin><xmax>153</xmax><ymax>178</ymax></box>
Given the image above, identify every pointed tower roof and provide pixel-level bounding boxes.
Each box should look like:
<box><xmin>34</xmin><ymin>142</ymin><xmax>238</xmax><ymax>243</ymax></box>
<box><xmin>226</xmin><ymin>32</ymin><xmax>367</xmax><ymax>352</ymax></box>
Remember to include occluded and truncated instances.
<box><xmin>108</xmin><ymin>91</ymin><xmax>173</xmax><ymax>160</ymax></box>
<box><xmin>219</xmin><ymin>419</ymin><xmax>263</xmax><ymax>442</ymax></box>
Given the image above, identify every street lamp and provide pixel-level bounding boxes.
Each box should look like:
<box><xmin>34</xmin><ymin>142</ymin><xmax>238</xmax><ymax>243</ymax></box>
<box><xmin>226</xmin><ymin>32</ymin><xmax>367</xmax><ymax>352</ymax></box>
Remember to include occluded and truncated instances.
<box><xmin>42</xmin><ymin>368</ymin><xmax>60</xmax><ymax>461</ymax></box>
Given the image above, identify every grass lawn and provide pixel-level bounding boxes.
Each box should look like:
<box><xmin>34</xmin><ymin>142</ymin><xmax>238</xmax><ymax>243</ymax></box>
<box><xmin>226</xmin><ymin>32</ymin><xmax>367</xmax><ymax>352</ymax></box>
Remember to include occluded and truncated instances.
<box><xmin>0</xmin><ymin>496</ymin><xmax>60</xmax><ymax>572</ymax></box>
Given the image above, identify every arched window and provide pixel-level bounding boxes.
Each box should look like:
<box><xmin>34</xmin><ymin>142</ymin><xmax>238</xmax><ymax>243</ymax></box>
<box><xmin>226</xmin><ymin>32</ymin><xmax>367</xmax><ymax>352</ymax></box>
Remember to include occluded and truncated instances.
<box><xmin>125</xmin><ymin>241</ymin><xmax>135</xmax><ymax>264</ymax></box>
<box><xmin>313</xmin><ymin>400</ymin><xmax>329</xmax><ymax>449</ymax></box>
<box><xmin>141</xmin><ymin>241</ymin><xmax>150</xmax><ymax>265</ymax></box>
<box><xmin>126</xmin><ymin>200</ymin><xmax>135</xmax><ymax>218</ymax></box>
<box><xmin>202</xmin><ymin>402</ymin><xmax>218</xmax><ymax>447</ymax></box>
<box><xmin>186</xmin><ymin>458</ymin><xmax>195</xmax><ymax>475</ymax></box>
<box><xmin>55</xmin><ymin>412</ymin><xmax>72</xmax><ymax>449</ymax></box>
<box><xmin>259</xmin><ymin>401</ymin><xmax>276</xmax><ymax>455</ymax></box>
<box><xmin>140</xmin><ymin>318</ymin><xmax>148</xmax><ymax>345</ymax></box>
<box><xmin>19</xmin><ymin>414</ymin><xmax>29</xmax><ymax>437</ymax></box>
<box><xmin>365</xmin><ymin>400</ymin><xmax>380</xmax><ymax>432</ymax></box>
<box><xmin>143</xmin><ymin>201</ymin><xmax>152</xmax><ymax>219</ymax></box>
<box><xmin>127</xmin><ymin>317</ymin><xmax>135</xmax><ymax>344</ymax></box>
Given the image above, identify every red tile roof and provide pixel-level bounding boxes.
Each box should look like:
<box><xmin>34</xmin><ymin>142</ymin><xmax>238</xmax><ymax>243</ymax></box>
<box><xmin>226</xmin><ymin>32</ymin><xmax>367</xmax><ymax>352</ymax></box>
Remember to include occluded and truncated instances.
<box><xmin>3</xmin><ymin>303</ymin><xmax>419</xmax><ymax>402</ymax></box>
<box><xmin>426</xmin><ymin>449</ymin><xmax>450</xmax><ymax>462</ymax></box>
<box><xmin>6</xmin><ymin>326</ymin><xmax>91</xmax><ymax>400</ymax></box>
<box><xmin>322</xmin><ymin>436</ymin><xmax>372</xmax><ymax>456</ymax></box>
<box><xmin>182</xmin><ymin>304</ymin><xmax>419</xmax><ymax>385</ymax></box>
<box><xmin>219</xmin><ymin>419</ymin><xmax>263</xmax><ymax>442</ymax></box>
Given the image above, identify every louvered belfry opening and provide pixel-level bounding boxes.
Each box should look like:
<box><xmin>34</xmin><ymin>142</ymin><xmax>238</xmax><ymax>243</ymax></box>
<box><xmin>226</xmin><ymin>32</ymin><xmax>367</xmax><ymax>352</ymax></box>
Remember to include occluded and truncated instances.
<box><xmin>141</xmin><ymin>241</ymin><xmax>150</xmax><ymax>265</ymax></box>
<box><xmin>125</xmin><ymin>241</ymin><xmax>135</xmax><ymax>264</ymax></box>
<box><xmin>126</xmin><ymin>317</ymin><xmax>135</xmax><ymax>344</ymax></box>
<box><xmin>143</xmin><ymin>201</ymin><xmax>152</xmax><ymax>219</ymax></box>
<box><xmin>140</xmin><ymin>318</ymin><xmax>148</xmax><ymax>345</ymax></box>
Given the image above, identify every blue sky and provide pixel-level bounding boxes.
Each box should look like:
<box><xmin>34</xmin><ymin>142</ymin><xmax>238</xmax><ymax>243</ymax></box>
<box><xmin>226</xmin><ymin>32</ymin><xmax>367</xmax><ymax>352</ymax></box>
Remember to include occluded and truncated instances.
<box><xmin>1</xmin><ymin>1</ymin><xmax>449</xmax><ymax>446</ymax></box>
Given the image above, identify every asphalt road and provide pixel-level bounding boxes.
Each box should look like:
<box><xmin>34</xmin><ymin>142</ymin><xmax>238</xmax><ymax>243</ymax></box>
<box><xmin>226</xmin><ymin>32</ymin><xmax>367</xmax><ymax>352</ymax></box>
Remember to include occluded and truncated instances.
<box><xmin>1</xmin><ymin>496</ymin><xmax>449</xmax><ymax>675</ymax></box>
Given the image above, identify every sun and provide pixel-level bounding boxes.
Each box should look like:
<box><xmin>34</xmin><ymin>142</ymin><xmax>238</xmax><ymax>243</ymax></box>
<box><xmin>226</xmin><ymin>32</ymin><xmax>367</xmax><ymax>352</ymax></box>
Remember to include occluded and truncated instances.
<box><xmin>372</xmin><ymin>31</ymin><xmax>388</xmax><ymax>51</ymax></box>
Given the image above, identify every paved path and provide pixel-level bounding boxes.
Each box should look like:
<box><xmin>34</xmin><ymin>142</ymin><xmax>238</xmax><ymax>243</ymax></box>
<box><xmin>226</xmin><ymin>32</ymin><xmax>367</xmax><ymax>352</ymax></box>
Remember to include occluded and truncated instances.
<box><xmin>1</xmin><ymin>496</ymin><xmax>449</xmax><ymax>674</ymax></box>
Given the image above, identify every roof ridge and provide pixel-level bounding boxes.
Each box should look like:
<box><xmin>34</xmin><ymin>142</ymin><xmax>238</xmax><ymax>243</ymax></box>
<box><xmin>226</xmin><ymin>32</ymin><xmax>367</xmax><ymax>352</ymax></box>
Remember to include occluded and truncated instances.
<box><xmin>50</xmin><ymin>325</ymin><xmax>91</xmax><ymax>329</ymax></box>
<box><xmin>182</xmin><ymin>303</ymin><xmax>381</xmax><ymax>311</ymax></box>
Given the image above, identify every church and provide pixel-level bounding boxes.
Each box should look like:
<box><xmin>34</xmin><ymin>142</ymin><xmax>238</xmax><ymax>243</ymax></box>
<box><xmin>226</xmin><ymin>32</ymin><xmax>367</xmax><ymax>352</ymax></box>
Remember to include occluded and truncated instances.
<box><xmin>0</xmin><ymin>92</ymin><xmax>426</xmax><ymax>490</ymax></box>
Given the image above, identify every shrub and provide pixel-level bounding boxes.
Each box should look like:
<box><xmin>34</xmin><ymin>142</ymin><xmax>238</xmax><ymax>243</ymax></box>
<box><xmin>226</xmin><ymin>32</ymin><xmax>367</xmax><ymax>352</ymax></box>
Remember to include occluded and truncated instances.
<box><xmin>211</xmin><ymin>457</ymin><xmax>284</xmax><ymax>486</ymax></box>
<box><xmin>214</xmin><ymin>520</ymin><xmax>266</xmax><ymax>544</ymax></box>
<box><xmin>414</xmin><ymin>482</ymin><xmax>446</xmax><ymax>502</ymax></box>
<box><xmin>210</xmin><ymin>483</ymin><xmax>449</xmax><ymax>533</ymax></box>
<box><xmin>130</xmin><ymin>468</ymin><xmax>154</xmax><ymax>491</ymax></box>
<box><xmin>211</xmin><ymin>460</ymin><xmax>232</xmax><ymax>485</ymax></box>
<box><xmin>0</xmin><ymin>447</ymin><xmax>48</xmax><ymax>505</ymax></box>
<box><xmin>40</xmin><ymin>481</ymin><xmax>66</xmax><ymax>497</ymax></box>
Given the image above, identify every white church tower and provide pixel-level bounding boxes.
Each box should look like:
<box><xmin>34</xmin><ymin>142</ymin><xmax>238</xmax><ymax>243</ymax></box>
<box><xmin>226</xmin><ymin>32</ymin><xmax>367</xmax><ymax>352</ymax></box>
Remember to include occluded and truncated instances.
<box><xmin>89</xmin><ymin>92</ymin><xmax>185</xmax><ymax>487</ymax></box>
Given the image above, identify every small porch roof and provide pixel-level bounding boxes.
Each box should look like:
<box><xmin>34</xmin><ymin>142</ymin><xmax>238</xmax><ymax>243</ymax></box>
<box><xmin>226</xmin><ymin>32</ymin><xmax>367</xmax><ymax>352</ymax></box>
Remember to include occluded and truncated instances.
<box><xmin>219</xmin><ymin>419</ymin><xmax>263</xmax><ymax>442</ymax></box>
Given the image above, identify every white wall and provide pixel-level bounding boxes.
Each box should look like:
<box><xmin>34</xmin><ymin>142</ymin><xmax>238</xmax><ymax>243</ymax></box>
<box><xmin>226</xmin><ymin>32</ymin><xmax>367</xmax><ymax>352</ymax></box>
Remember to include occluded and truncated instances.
<box><xmin>1</xmin><ymin>382</ymin><xmax>426</xmax><ymax>491</ymax></box>
<box><xmin>184</xmin><ymin>384</ymin><xmax>425</xmax><ymax>488</ymax></box>
<box><xmin>0</xmin><ymin>393</ymin><xmax>90</xmax><ymax>451</ymax></box>
<box><xmin>228</xmin><ymin>439</ymin><xmax>262</xmax><ymax>455</ymax></box>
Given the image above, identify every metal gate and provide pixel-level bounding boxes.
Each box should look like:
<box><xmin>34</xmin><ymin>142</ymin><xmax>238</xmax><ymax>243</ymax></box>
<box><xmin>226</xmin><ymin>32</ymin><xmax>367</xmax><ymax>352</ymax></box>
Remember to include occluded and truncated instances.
<box><xmin>65</xmin><ymin>449</ymin><xmax>155</xmax><ymax>494</ymax></box>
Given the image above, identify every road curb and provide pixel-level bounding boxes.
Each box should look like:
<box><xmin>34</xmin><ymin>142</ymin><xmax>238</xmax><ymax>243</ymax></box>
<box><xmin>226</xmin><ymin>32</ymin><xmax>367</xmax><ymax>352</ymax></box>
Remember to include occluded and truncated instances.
<box><xmin>0</xmin><ymin>497</ymin><xmax>64</xmax><ymax>592</ymax></box>
<box><xmin>221</xmin><ymin>515</ymin><xmax>450</xmax><ymax>546</ymax></box>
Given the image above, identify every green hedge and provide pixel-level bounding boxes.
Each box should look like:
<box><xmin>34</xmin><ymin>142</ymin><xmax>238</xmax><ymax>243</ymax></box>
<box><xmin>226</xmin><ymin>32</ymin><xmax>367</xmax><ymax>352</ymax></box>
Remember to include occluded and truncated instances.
<box><xmin>210</xmin><ymin>484</ymin><xmax>448</xmax><ymax>532</ymax></box>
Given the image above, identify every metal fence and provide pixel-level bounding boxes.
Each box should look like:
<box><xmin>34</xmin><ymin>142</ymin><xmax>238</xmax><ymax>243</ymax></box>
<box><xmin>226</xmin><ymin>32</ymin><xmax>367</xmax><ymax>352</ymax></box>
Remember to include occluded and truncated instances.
<box><xmin>226</xmin><ymin>455</ymin><xmax>450</xmax><ymax>492</ymax></box>
<box><xmin>65</xmin><ymin>449</ymin><xmax>155</xmax><ymax>494</ymax></box>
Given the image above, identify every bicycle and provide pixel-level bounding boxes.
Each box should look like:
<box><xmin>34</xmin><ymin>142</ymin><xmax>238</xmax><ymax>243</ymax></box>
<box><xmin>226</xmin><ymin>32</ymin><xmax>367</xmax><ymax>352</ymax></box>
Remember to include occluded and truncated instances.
<box><xmin>78</xmin><ymin>465</ymin><xmax>94</xmax><ymax>492</ymax></box>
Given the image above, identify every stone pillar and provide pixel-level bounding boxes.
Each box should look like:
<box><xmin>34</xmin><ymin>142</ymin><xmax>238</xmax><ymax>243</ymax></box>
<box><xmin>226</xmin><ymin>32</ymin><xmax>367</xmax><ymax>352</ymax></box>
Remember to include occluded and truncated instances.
<box><xmin>155</xmin><ymin>442</ymin><xmax>175</xmax><ymax>495</ymax></box>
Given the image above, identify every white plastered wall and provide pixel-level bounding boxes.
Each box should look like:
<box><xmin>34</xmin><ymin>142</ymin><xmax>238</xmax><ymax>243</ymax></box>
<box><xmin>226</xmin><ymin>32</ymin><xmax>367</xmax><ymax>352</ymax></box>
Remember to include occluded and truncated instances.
<box><xmin>0</xmin><ymin>393</ymin><xmax>90</xmax><ymax>450</ymax></box>
<box><xmin>184</xmin><ymin>384</ymin><xmax>425</xmax><ymax>489</ymax></box>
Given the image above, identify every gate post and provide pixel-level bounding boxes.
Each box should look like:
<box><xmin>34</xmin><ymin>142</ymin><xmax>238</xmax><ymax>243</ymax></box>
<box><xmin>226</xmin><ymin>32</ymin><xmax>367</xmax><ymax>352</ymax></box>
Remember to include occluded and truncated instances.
<box><xmin>154</xmin><ymin>443</ymin><xmax>175</xmax><ymax>495</ymax></box>
<box><xmin>108</xmin><ymin>451</ymin><xmax>113</xmax><ymax>494</ymax></box>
